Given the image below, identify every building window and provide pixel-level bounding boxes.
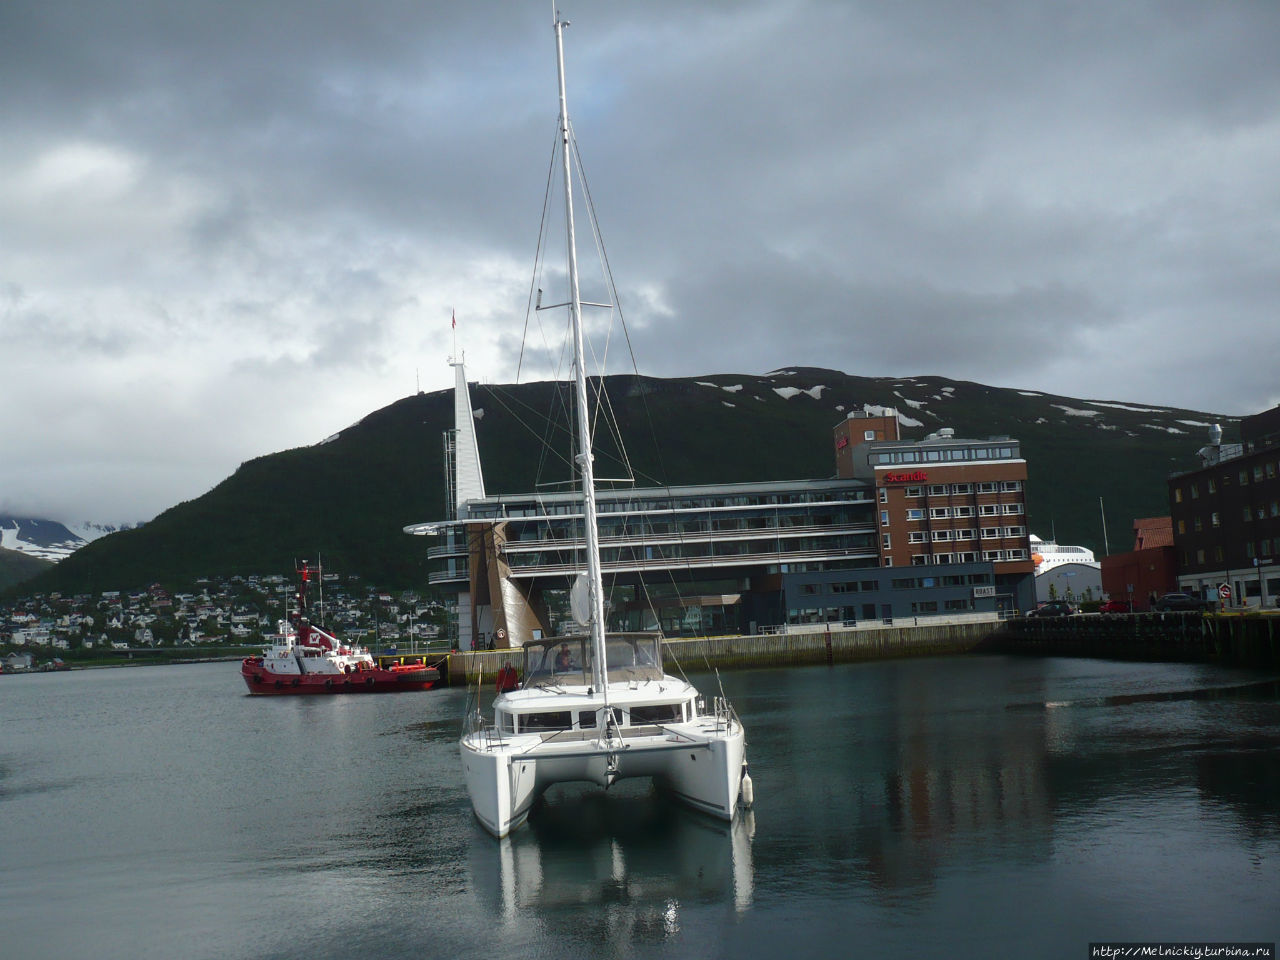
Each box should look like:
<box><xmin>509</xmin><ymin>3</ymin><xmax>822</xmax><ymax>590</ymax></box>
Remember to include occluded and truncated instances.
<box><xmin>977</xmin><ymin>482</ymin><xmax>998</xmax><ymax>493</ymax></box>
<box><xmin>1191</xmin><ymin>484</ymin><xmax>1199</xmax><ymax>499</ymax></box>
<box><xmin>906</xmin><ymin>508</ymin><xmax>925</xmax><ymax>520</ymax></box>
<box><xmin>1246</xmin><ymin>541</ymin><xmax>1256</xmax><ymax>559</ymax></box>
<box><xmin>981</xmin><ymin>527</ymin><xmax>1000</xmax><ymax>539</ymax></box>
<box><xmin>905</xmin><ymin>486</ymin><xmax>923</xmax><ymax>498</ymax></box>
<box><xmin>1208</xmin><ymin>478</ymin><xmax>1217</xmax><ymax>494</ymax></box>
<box><xmin>911</xmin><ymin>555</ymin><xmax>927</xmax><ymax>566</ymax></box>
<box><xmin>1174</xmin><ymin>488</ymin><xmax>1183</xmax><ymax>503</ymax></box>
<box><xmin>881</xmin><ymin>510</ymin><xmax>890</xmax><ymax>526</ymax></box>
<box><xmin>1243</xmin><ymin>507</ymin><xmax>1253</xmax><ymax>522</ymax></box>
<box><xmin>1254</xmin><ymin>465</ymin><xmax>1265</xmax><ymax>482</ymax></box>
<box><xmin>908</xmin><ymin>531</ymin><xmax>926</xmax><ymax>544</ymax></box>
<box><xmin>930</xmin><ymin>507</ymin><xmax>952</xmax><ymax>519</ymax></box>
<box><xmin>1177</xmin><ymin>519</ymin><xmax>1186</xmax><ymax>534</ymax></box>
<box><xmin>1240</xmin><ymin>470</ymin><xmax>1250</xmax><ymax>485</ymax></box>
<box><xmin>1267</xmin><ymin>462</ymin><xmax>1277</xmax><ymax>479</ymax></box>
<box><xmin>982</xmin><ymin>550</ymin><xmax>1003</xmax><ymax>561</ymax></box>
<box><xmin>882</xmin><ymin>533</ymin><xmax>892</xmax><ymax>548</ymax></box>
<box><xmin>1194</xmin><ymin>517</ymin><xmax>1203</xmax><ymax>532</ymax></box>
<box><xmin>864</xmin><ymin>430</ymin><xmax>876</xmax><ymax>441</ymax></box>
<box><xmin>1006</xmin><ymin>548</ymin><xmax>1028</xmax><ymax>559</ymax></box>
<box><xmin>1271</xmin><ymin>500</ymin><xmax>1279</xmax><ymax>517</ymax></box>
<box><xmin>952</xmin><ymin>483</ymin><xmax>972</xmax><ymax>494</ymax></box>
<box><xmin>1214</xmin><ymin>546</ymin><xmax>1225</xmax><ymax>562</ymax></box>
<box><xmin>879</xmin><ymin>488</ymin><xmax>888</xmax><ymax>503</ymax></box>
<box><xmin>1196</xmin><ymin>548</ymin><xmax>1206</xmax><ymax>564</ymax></box>
<box><xmin>957</xmin><ymin>551</ymin><xmax>978</xmax><ymax>562</ymax></box>
<box><xmin>933</xmin><ymin>553</ymin><xmax>953</xmax><ymax>564</ymax></box>
<box><xmin>1004</xmin><ymin>525</ymin><xmax>1026</xmax><ymax>537</ymax></box>
<box><xmin>928</xmin><ymin>484</ymin><xmax>948</xmax><ymax>496</ymax></box>
<box><xmin>980</xmin><ymin>504</ymin><xmax>999</xmax><ymax>517</ymax></box>
<box><xmin>954</xmin><ymin>529</ymin><xmax>976</xmax><ymax>541</ymax></box>
<box><xmin>953</xmin><ymin>505</ymin><xmax>975</xmax><ymax>517</ymax></box>
<box><xmin>1211</xmin><ymin>512</ymin><xmax>1221</xmax><ymax>528</ymax></box>
<box><xmin>1001</xmin><ymin>481</ymin><xmax>1022</xmax><ymax>492</ymax></box>
<box><xmin>945</xmin><ymin>598</ymin><xmax>974</xmax><ymax>611</ymax></box>
<box><xmin>911</xmin><ymin>601</ymin><xmax>939</xmax><ymax>613</ymax></box>
<box><xmin>1262</xmin><ymin>539</ymin><xmax>1273</xmax><ymax>557</ymax></box>
<box><xmin>1002</xmin><ymin>503</ymin><xmax>1024</xmax><ymax>515</ymax></box>
<box><xmin>932</xmin><ymin>530</ymin><xmax>953</xmax><ymax>541</ymax></box>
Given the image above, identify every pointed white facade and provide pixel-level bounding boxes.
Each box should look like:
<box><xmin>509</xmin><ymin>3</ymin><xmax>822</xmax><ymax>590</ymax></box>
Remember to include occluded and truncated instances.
<box><xmin>452</xmin><ymin>357</ymin><xmax>486</xmax><ymax>512</ymax></box>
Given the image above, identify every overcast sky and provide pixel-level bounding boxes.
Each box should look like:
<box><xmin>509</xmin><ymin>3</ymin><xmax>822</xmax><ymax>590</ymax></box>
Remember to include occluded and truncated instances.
<box><xmin>3</xmin><ymin>1</ymin><xmax>1279</xmax><ymax>524</ymax></box>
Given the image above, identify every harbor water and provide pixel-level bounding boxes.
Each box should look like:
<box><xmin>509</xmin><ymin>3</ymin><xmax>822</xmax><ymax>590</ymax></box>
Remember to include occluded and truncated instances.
<box><xmin>2</xmin><ymin>654</ymin><xmax>1277</xmax><ymax>959</ymax></box>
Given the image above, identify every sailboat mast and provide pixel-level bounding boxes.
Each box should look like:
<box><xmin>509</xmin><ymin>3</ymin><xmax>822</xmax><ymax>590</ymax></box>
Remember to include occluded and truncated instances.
<box><xmin>554</xmin><ymin>13</ymin><xmax>608</xmax><ymax>692</ymax></box>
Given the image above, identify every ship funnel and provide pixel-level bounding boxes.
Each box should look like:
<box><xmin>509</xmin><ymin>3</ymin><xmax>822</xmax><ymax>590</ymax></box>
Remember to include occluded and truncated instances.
<box><xmin>1209</xmin><ymin>423</ymin><xmax>1222</xmax><ymax>445</ymax></box>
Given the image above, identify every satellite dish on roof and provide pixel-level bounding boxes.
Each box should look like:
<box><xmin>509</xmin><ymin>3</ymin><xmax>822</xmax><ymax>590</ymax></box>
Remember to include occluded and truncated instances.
<box><xmin>570</xmin><ymin>573</ymin><xmax>591</xmax><ymax>626</ymax></box>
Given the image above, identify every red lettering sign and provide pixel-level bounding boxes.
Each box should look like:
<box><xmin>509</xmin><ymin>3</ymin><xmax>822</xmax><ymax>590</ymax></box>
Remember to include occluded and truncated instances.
<box><xmin>882</xmin><ymin>470</ymin><xmax>928</xmax><ymax>483</ymax></box>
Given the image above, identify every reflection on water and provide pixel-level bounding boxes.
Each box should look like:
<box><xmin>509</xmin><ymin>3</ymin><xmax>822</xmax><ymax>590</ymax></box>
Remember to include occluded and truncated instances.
<box><xmin>2</xmin><ymin>658</ymin><xmax>1278</xmax><ymax>960</ymax></box>
<box><xmin>469</xmin><ymin>784</ymin><xmax>754</xmax><ymax>934</ymax></box>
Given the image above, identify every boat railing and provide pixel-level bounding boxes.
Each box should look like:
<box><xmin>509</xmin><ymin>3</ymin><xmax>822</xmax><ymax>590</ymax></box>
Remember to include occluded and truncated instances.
<box><xmin>709</xmin><ymin>696</ymin><xmax>742</xmax><ymax>733</ymax></box>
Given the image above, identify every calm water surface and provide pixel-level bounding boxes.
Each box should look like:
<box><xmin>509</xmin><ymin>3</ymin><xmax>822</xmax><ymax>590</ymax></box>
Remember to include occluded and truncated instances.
<box><xmin>2</xmin><ymin>655</ymin><xmax>1277</xmax><ymax>959</ymax></box>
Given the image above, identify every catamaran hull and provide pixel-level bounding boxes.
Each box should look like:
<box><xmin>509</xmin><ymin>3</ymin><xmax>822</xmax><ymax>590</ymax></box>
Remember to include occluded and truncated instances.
<box><xmin>460</xmin><ymin>727</ymin><xmax>747</xmax><ymax>838</ymax></box>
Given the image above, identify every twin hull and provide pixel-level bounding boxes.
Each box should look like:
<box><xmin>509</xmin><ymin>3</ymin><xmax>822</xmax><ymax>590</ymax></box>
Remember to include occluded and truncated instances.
<box><xmin>461</xmin><ymin>723</ymin><xmax>746</xmax><ymax>838</ymax></box>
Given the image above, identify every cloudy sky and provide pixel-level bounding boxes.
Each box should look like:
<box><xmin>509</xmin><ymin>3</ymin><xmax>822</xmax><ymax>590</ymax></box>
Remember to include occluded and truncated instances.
<box><xmin>3</xmin><ymin>1</ymin><xmax>1279</xmax><ymax>524</ymax></box>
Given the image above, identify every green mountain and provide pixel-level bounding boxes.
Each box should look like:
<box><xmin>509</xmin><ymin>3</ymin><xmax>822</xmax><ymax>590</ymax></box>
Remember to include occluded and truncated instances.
<box><xmin>9</xmin><ymin>368</ymin><xmax>1233</xmax><ymax>596</ymax></box>
<box><xmin>0</xmin><ymin>546</ymin><xmax>54</xmax><ymax>591</ymax></box>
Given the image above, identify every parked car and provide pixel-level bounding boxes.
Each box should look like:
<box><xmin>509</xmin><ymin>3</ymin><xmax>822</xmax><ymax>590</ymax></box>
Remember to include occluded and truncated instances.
<box><xmin>1152</xmin><ymin>592</ymin><xmax>1210</xmax><ymax>612</ymax></box>
<box><xmin>1099</xmin><ymin>599</ymin><xmax>1132</xmax><ymax>614</ymax></box>
<box><xmin>1026</xmin><ymin>600</ymin><xmax>1078</xmax><ymax>618</ymax></box>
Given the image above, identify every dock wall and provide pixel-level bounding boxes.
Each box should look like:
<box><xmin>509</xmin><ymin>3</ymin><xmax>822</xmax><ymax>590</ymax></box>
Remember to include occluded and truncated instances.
<box><xmin>981</xmin><ymin>612</ymin><xmax>1280</xmax><ymax>668</ymax></box>
<box><xmin>441</xmin><ymin>619</ymin><xmax>999</xmax><ymax>686</ymax></box>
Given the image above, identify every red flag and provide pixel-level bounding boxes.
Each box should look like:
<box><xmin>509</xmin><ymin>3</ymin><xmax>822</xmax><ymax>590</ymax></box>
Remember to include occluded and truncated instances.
<box><xmin>451</xmin><ymin>310</ymin><xmax>456</xmax><ymax>329</ymax></box>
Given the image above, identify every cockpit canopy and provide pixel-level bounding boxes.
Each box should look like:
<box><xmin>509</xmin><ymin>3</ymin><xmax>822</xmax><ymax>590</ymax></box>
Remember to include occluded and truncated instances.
<box><xmin>522</xmin><ymin>632</ymin><xmax>664</xmax><ymax>687</ymax></box>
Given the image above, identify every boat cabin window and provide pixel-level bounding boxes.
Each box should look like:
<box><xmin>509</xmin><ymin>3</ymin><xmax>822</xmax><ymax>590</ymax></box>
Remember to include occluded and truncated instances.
<box><xmin>522</xmin><ymin>637</ymin><xmax>587</xmax><ymax>683</ymax></box>
<box><xmin>583</xmin><ymin>634</ymin><xmax>663</xmax><ymax>681</ymax></box>
<box><xmin>629</xmin><ymin>703</ymin><xmax>683</xmax><ymax>725</ymax></box>
<box><xmin>578</xmin><ymin>707</ymin><xmax>623</xmax><ymax>729</ymax></box>
<box><xmin>496</xmin><ymin>710</ymin><xmax>514</xmax><ymax>735</ymax></box>
<box><xmin>520</xmin><ymin>711</ymin><xmax>573</xmax><ymax>732</ymax></box>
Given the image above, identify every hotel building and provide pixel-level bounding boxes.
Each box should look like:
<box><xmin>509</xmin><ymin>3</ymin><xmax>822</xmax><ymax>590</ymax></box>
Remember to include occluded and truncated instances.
<box><xmin>409</xmin><ymin>368</ymin><xmax>1036</xmax><ymax>649</ymax></box>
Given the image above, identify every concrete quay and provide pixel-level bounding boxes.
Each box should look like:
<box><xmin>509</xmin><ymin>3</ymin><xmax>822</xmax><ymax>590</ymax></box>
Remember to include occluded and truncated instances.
<box><xmin>440</xmin><ymin>618</ymin><xmax>1000</xmax><ymax>686</ymax></box>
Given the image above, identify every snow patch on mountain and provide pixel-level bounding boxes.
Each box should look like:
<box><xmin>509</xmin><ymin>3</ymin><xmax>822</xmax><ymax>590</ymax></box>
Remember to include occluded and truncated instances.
<box><xmin>1086</xmin><ymin>401</ymin><xmax>1165</xmax><ymax>413</ymax></box>
<box><xmin>773</xmin><ymin>385</ymin><xmax>827</xmax><ymax>400</ymax></box>
<box><xmin>1052</xmin><ymin>404</ymin><xmax>1102</xmax><ymax>418</ymax></box>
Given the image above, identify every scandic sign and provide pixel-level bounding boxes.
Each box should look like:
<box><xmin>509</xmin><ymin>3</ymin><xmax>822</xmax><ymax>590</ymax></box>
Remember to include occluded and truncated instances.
<box><xmin>882</xmin><ymin>470</ymin><xmax>928</xmax><ymax>483</ymax></box>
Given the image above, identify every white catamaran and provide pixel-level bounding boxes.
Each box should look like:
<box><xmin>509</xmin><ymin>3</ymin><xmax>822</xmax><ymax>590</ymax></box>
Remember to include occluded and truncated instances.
<box><xmin>459</xmin><ymin>13</ymin><xmax>750</xmax><ymax>839</ymax></box>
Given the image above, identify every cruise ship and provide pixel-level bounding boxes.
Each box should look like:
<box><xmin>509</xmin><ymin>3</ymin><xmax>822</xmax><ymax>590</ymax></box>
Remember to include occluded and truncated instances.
<box><xmin>1029</xmin><ymin>535</ymin><xmax>1098</xmax><ymax>571</ymax></box>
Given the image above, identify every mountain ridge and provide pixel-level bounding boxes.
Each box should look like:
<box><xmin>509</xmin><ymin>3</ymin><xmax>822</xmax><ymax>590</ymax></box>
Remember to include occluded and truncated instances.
<box><xmin>4</xmin><ymin>368</ymin><xmax>1231</xmax><ymax>596</ymax></box>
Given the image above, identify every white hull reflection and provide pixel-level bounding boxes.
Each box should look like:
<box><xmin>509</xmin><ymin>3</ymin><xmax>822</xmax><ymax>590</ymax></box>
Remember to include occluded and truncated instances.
<box><xmin>468</xmin><ymin>786</ymin><xmax>756</xmax><ymax>921</ymax></box>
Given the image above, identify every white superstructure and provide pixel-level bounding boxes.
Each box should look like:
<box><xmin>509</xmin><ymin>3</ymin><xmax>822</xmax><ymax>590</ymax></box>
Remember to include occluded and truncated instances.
<box><xmin>1029</xmin><ymin>535</ymin><xmax>1099</xmax><ymax>571</ymax></box>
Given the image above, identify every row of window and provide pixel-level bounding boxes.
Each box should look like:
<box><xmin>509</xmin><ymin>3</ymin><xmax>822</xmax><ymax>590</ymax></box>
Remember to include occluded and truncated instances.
<box><xmin>888</xmin><ymin>574</ymin><xmax>993</xmax><ymax>589</ymax></box>
<box><xmin>910</xmin><ymin>549</ymin><xmax>1028</xmax><ymax>565</ymax></box>
<box><xmin>505</xmin><ymin>533</ymin><xmax>879</xmax><ymax>568</ymax></box>
<box><xmin>1182</xmin><ymin>540</ymin><xmax>1275</xmax><ymax>567</ymax></box>
<box><xmin>871</xmin><ymin>446</ymin><xmax>1018</xmax><ymax>465</ymax></box>
<box><xmin>899</xmin><ymin>503</ymin><xmax>1024</xmax><ymax>521</ymax></box>
<box><xmin>470</xmin><ymin>487</ymin><xmax>872</xmax><ymax>520</ymax></box>
<box><xmin>1176</xmin><ymin>500</ymin><xmax>1280</xmax><ymax>533</ymax></box>
<box><xmin>906</xmin><ymin>526</ymin><xmax>1026</xmax><ymax>543</ymax></box>
<box><xmin>895</xmin><ymin>481</ymin><xmax>1023</xmax><ymax>498</ymax></box>
<box><xmin>1173</xmin><ymin>460</ymin><xmax>1279</xmax><ymax>503</ymax></box>
<box><xmin>910</xmin><ymin>599</ymin><xmax>976</xmax><ymax>613</ymax></box>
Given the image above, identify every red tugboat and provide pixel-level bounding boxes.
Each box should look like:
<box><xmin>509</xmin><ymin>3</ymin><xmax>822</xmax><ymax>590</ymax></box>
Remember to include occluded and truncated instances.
<box><xmin>240</xmin><ymin>564</ymin><xmax>441</xmax><ymax>695</ymax></box>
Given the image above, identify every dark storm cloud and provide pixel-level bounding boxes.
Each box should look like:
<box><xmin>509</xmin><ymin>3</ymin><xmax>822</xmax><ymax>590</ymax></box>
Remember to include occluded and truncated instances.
<box><xmin>2</xmin><ymin>0</ymin><xmax>1278</xmax><ymax>522</ymax></box>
